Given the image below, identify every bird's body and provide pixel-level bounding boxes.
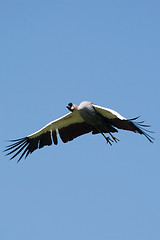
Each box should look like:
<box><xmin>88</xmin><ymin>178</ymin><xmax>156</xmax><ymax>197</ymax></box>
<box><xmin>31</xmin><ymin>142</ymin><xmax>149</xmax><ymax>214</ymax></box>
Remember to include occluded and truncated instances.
<box><xmin>78</xmin><ymin>101</ymin><xmax>103</xmax><ymax>126</ymax></box>
<box><xmin>5</xmin><ymin>101</ymin><xmax>154</xmax><ymax>162</ymax></box>
<box><xmin>78</xmin><ymin>101</ymin><xmax>118</xmax><ymax>134</ymax></box>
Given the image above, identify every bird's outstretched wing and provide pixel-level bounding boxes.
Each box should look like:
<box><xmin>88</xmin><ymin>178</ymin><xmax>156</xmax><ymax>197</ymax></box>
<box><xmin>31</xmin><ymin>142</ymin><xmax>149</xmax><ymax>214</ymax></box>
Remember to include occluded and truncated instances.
<box><xmin>5</xmin><ymin>111</ymin><xmax>92</xmax><ymax>162</ymax></box>
<box><xmin>93</xmin><ymin>104</ymin><xmax>154</xmax><ymax>143</ymax></box>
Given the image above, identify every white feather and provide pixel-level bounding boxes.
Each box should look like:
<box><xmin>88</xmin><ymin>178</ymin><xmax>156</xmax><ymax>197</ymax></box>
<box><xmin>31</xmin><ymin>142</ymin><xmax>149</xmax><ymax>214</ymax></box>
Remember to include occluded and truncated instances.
<box><xmin>93</xmin><ymin>104</ymin><xmax>126</xmax><ymax>120</ymax></box>
<box><xmin>28</xmin><ymin>111</ymin><xmax>84</xmax><ymax>139</ymax></box>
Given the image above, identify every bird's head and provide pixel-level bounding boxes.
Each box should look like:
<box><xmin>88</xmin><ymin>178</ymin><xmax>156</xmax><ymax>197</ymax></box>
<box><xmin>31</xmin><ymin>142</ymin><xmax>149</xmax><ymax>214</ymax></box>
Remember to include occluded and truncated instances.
<box><xmin>66</xmin><ymin>103</ymin><xmax>78</xmax><ymax>112</ymax></box>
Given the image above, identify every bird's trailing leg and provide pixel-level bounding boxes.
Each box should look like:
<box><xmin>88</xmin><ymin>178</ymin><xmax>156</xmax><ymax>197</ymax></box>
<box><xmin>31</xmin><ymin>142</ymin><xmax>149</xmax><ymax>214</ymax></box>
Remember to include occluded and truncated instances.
<box><xmin>103</xmin><ymin>134</ymin><xmax>113</xmax><ymax>146</ymax></box>
<box><xmin>96</xmin><ymin>127</ymin><xmax>113</xmax><ymax>145</ymax></box>
<box><xmin>103</xmin><ymin>126</ymin><xmax>120</xmax><ymax>143</ymax></box>
<box><xmin>110</xmin><ymin>133</ymin><xmax>120</xmax><ymax>143</ymax></box>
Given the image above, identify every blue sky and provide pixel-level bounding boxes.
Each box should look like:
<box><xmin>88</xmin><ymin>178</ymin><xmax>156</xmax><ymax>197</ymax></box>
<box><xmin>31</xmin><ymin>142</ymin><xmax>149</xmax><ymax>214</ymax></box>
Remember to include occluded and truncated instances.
<box><xmin>1</xmin><ymin>1</ymin><xmax>160</xmax><ymax>239</ymax></box>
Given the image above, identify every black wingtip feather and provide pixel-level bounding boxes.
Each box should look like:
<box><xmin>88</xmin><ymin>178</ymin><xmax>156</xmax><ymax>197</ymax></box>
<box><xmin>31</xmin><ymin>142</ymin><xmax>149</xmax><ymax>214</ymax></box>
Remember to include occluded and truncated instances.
<box><xmin>130</xmin><ymin>119</ymin><xmax>154</xmax><ymax>143</ymax></box>
<box><xmin>5</xmin><ymin>137</ymin><xmax>27</xmax><ymax>161</ymax></box>
<box><xmin>5</xmin><ymin>136</ymin><xmax>38</xmax><ymax>162</ymax></box>
<box><xmin>129</xmin><ymin>116</ymin><xmax>141</xmax><ymax>121</ymax></box>
<box><xmin>5</xmin><ymin>130</ymin><xmax>59</xmax><ymax>162</ymax></box>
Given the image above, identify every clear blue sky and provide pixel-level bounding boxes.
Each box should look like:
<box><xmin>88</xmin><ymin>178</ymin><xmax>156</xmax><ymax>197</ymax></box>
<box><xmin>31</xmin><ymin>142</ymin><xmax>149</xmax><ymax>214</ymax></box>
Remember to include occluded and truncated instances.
<box><xmin>1</xmin><ymin>1</ymin><xmax>160</xmax><ymax>239</ymax></box>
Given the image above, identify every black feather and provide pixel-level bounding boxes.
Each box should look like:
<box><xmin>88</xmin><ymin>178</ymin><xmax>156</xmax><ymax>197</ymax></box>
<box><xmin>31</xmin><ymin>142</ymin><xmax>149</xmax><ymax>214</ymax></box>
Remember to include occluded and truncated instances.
<box><xmin>5</xmin><ymin>130</ymin><xmax>58</xmax><ymax>162</ymax></box>
<box><xmin>130</xmin><ymin>119</ymin><xmax>154</xmax><ymax>143</ymax></box>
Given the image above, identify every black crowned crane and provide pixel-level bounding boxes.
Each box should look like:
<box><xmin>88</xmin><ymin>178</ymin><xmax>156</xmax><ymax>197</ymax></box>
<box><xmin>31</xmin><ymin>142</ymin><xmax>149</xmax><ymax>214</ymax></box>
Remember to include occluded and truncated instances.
<box><xmin>5</xmin><ymin>101</ymin><xmax>154</xmax><ymax>162</ymax></box>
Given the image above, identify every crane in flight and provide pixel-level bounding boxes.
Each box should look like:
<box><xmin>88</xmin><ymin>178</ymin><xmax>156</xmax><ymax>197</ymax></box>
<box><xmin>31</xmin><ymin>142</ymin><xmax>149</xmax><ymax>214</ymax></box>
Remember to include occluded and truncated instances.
<box><xmin>5</xmin><ymin>101</ymin><xmax>154</xmax><ymax>162</ymax></box>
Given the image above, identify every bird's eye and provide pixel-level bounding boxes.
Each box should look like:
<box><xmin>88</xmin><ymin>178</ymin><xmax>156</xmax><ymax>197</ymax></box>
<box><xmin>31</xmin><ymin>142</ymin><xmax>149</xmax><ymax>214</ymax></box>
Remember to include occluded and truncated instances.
<box><xmin>68</xmin><ymin>103</ymin><xmax>73</xmax><ymax>107</ymax></box>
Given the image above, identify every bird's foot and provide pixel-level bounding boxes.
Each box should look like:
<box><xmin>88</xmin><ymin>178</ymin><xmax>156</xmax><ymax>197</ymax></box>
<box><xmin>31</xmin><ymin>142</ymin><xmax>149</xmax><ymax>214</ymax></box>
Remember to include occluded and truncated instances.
<box><xmin>105</xmin><ymin>136</ymin><xmax>113</xmax><ymax>145</ymax></box>
<box><xmin>111</xmin><ymin>135</ymin><xmax>120</xmax><ymax>143</ymax></box>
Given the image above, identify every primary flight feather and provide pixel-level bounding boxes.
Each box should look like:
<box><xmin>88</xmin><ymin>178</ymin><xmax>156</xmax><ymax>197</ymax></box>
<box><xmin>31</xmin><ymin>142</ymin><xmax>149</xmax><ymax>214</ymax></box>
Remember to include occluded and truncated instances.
<box><xmin>5</xmin><ymin>101</ymin><xmax>154</xmax><ymax>162</ymax></box>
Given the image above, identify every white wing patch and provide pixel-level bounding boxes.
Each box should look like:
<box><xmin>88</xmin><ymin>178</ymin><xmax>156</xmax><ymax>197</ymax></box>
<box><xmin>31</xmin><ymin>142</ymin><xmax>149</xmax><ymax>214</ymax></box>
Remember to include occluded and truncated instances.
<box><xmin>93</xmin><ymin>104</ymin><xmax>126</xmax><ymax>120</ymax></box>
<box><xmin>28</xmin><ymin>111</ymin><xmax>84</xmax><ymax>139</ymax></box>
